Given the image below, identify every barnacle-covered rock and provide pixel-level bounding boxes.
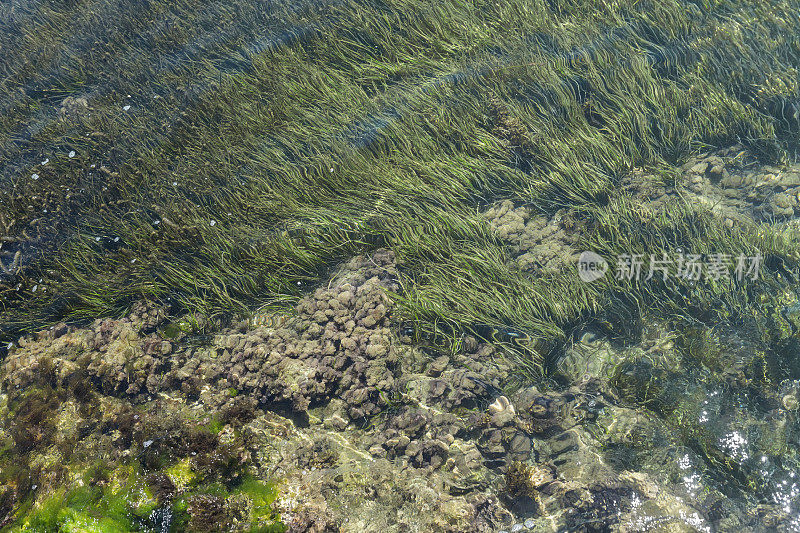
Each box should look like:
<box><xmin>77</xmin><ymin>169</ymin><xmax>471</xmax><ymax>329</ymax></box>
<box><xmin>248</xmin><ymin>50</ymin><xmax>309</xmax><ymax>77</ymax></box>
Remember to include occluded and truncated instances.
<box><xmin>483</xmin><ymin>200</ymin><xmax>583</xmax><ymax>274</ymax></box>
<box><xmin>626</xmin><ymin>144</ymin><xmax>800</xmax><ymax>224</ymax></box>
<box><xmin>58</xmin><ymin>96</ymin><xmax>90</xmax><ymax>121</ymax></box>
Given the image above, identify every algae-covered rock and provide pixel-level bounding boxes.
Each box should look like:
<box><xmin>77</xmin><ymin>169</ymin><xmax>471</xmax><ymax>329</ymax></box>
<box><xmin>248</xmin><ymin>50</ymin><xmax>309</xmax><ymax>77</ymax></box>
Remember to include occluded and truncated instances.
<box><xmin>484</xmin><ymin>201</ymin><xmax>583</xmax><ymax>275</ymax></box>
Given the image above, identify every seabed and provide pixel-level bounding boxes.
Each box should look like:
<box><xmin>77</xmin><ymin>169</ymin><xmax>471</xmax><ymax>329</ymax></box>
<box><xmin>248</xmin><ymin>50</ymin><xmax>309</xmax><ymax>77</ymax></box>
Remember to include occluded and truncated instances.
<box><xmin>1</xmin><ymin>0</ymin><xmax>800</xmax><ymax>531</ymax></box>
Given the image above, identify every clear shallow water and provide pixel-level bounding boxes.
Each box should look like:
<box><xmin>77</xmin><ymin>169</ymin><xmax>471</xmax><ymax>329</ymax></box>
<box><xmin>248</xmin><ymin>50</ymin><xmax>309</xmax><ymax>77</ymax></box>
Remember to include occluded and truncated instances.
<box><xmin>1</xmin><ymin>0</ymin><xmax>800</xmax><ymax>531</ymax></box>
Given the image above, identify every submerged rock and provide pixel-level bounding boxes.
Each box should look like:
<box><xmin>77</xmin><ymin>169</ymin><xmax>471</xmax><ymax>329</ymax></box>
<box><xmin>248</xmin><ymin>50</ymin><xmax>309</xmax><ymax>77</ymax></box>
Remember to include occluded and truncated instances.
<box><xmin>3</xmin><ymin>239</ymin><xmax>800</xmax><ymax>531</ymax></box>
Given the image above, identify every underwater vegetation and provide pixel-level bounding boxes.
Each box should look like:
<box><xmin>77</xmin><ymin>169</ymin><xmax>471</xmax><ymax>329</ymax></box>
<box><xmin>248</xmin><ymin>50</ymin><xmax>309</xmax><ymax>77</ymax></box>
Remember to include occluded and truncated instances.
<box><xmin>0</xmin><ymin>0</ymin><xmax>799</xmax><ymax>373</ymax></box>
<box><xmin>0</xmin><ymin>348</ymin><xmax>286</xmax><ymax>531</ymax></box>
<box><xmin>3</xmin><ymin>0</ymin><xmax>800</xmax><ymax>527</ymax></box>
<box><xmin>4</xmin><ymin>467</ymin><xmax>284</xmax><ymax>533</ymax></box>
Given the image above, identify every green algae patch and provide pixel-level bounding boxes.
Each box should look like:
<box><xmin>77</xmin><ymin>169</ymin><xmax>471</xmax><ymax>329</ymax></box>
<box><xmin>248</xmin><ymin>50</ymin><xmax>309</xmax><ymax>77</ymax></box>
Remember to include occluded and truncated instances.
<box><xmin>202</xmin><ymin>417</ymin><xmax>225</xmax><ymax>436</ymax></box>
<box><xmin>165</xmin><ymin>458</ymin><xmax>198</xmax><ymax>490</ymax></box>
<box><xmin>17</xmin><ymin>492</ymin><xmax>127</xmax><ymax>533</ymax></box>
<box><xmin>3</xmin><ymin>464</ymin><xmax>285</xmax><ymax>532</ymax></box>
<box><xmin>8</xmin><ymin>465</ymin><xmax>157</xmax><ymax>533</ymax></box>
<box><xmin>237</xmin><ymin>477</ymin><xmax>283</xmax><ymax>531</ymax></box>
<box><xmin>169</xmin><ymin>476</ymin><xmax>285</xmax><ymax>533</ymax></box>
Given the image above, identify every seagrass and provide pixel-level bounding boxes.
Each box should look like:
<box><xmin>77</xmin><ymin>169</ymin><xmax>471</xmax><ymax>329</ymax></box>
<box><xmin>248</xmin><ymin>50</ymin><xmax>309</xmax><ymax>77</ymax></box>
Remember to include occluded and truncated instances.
<box><xmin>1</xmin><ymin>0</ymin><xmax>799</xmax><ymax>376</ymax></box>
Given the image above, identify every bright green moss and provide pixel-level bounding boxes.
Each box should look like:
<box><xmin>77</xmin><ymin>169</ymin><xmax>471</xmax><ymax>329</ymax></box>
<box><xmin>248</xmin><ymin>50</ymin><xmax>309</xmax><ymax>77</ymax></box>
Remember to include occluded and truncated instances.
<box><xmin>236</xmin><ymin>476</ymin><xmax>283</xmax><ymax>531</ymax></box>
<box><xmin>168</xmin><ymin>476</ymin><xmax>285</xmax><ymax>533</ymax></box>
<box><xmin>165</xmin><ymin>458</ymin><xmax>198</xmax><ymax>490</ymax></box>
<box><xmin>7</xmin><ymin>465</ymin><xmax>158</xmax><ymax>533</ymax></box>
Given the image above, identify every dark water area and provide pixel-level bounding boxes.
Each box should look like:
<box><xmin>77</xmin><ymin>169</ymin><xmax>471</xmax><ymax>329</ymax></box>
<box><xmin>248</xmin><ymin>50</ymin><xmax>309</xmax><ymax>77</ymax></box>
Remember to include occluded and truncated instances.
<box><xmin>2</xmin><ymin>0</ymin><xmax>800</xmax><ymax>531</ymax></box>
